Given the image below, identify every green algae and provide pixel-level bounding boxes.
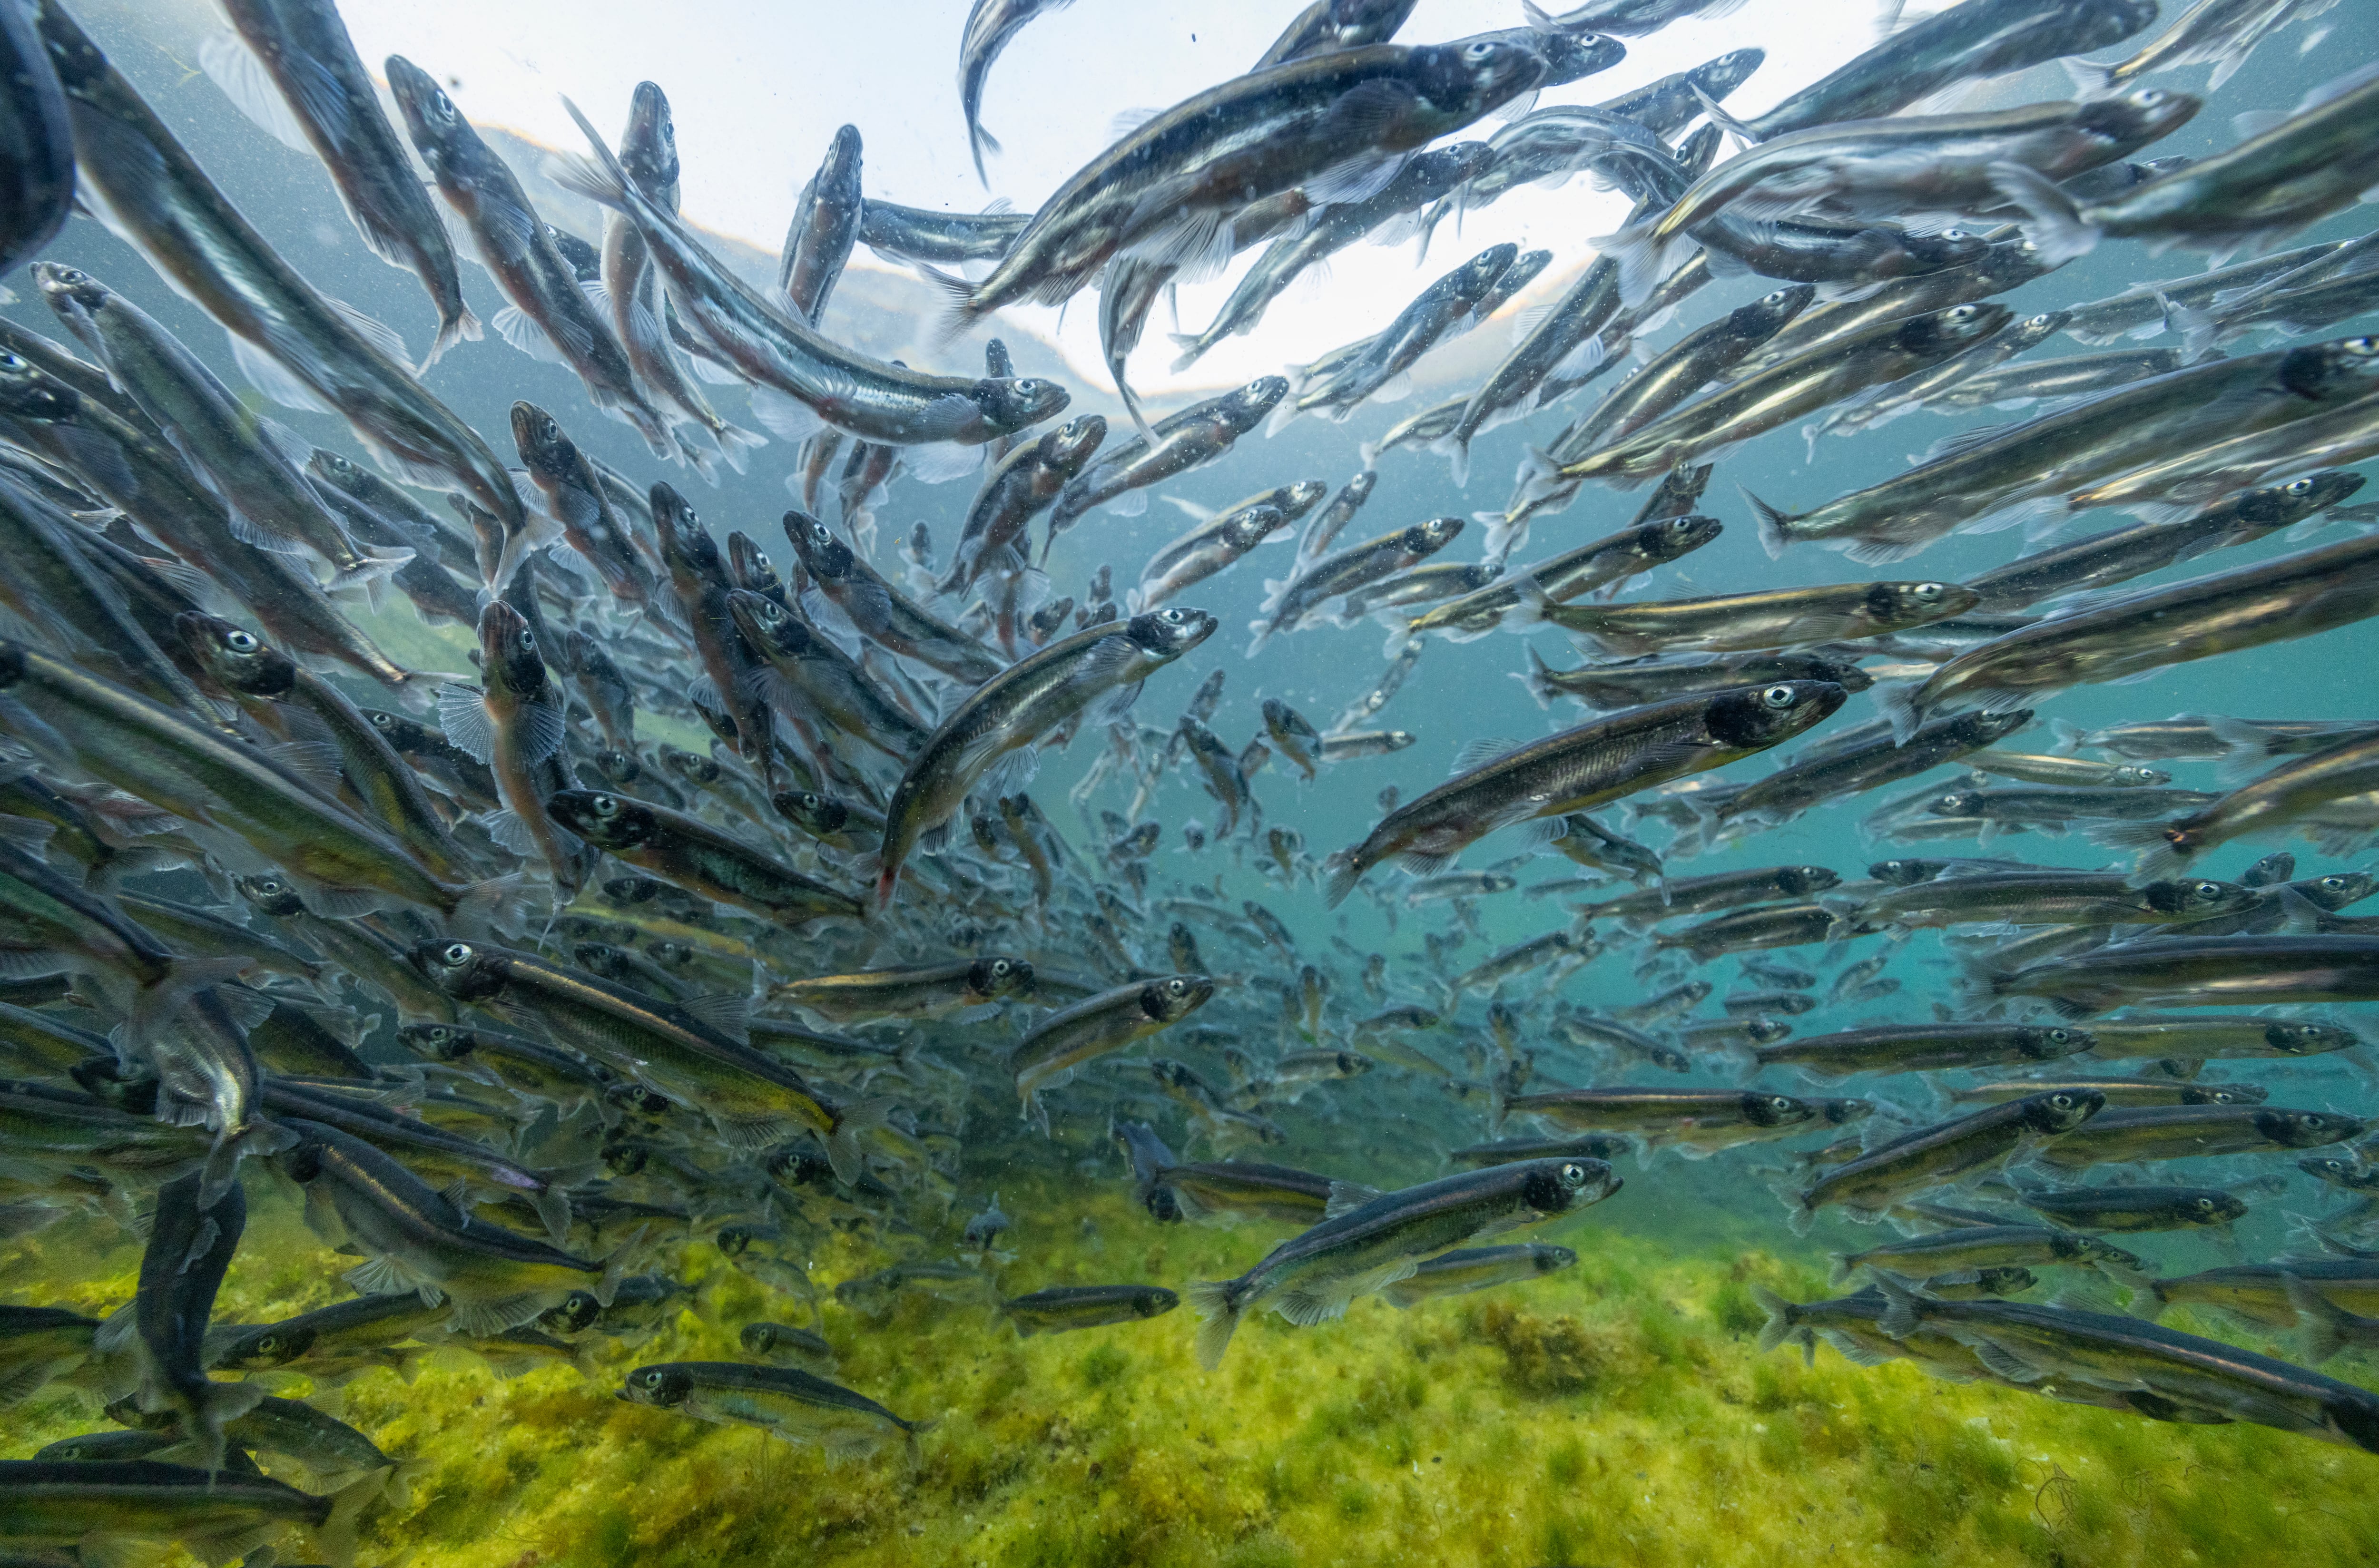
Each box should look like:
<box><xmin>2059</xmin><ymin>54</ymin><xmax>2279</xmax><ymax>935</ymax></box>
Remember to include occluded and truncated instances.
<box><xmin>9</xmin><ymin>1172</ymin><xmax>2379</xmax><ymax>1568</ymax></box>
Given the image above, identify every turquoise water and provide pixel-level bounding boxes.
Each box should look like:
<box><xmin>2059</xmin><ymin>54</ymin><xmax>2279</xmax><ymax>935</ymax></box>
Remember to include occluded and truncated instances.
<box><xmin>4</xmin><ymin>0</ymin><xmax>2379</xmax><ymax>1564</ymax></box>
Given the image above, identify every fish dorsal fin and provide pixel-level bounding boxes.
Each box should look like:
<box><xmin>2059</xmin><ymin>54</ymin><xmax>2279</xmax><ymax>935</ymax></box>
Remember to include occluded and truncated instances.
<box><xmin>680</xmin><ymin>990</ymin><xmax>752</xmax><ymax>1044</ymax></box>
<box><xmin>197</xmin><ymin>32</ymin><xmax>314</xmax><ymax>154</ymax></box>
<box><xmin>1451</xmin><ymin>736</ymin><xmax>1525</xmax><ymax>774</ymax></box>
<box><xmin>1324</xmin><ymin>1180</ymin><xmax>1383</xmax><ymax>1219</ymax></box>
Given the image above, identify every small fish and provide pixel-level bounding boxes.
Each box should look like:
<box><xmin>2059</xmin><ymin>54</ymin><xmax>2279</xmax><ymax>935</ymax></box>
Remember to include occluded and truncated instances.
<box><xmin>620</xmin><ymin>1361</ymin><xmax>930</xmax><ymax>1463</ymax></box>
<box><xmin>1002</xmin><ymin>1284</ymin><xmax>1179</xmax><ymax>1336</ymax></box>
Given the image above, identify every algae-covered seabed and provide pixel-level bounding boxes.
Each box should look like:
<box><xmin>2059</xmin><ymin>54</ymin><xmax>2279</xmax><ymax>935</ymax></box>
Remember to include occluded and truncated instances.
<box><xmin>10</xmin><ymin>1133</ymin><xmax>2379</xmax><ymax>1568</ymax></box>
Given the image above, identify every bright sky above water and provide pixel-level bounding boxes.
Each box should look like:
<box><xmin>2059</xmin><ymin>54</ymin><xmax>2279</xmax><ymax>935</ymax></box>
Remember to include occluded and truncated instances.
<box><xmin>330</xmin><ymin>1</ymin><xmax>1904</xmax><ymax>397</ymax></box>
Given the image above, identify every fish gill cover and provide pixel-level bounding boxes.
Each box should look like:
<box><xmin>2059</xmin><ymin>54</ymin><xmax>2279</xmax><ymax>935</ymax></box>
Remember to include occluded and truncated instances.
<box><xmin>4</xmin><ymin>0</ymin><xmax>2379</xmax><ymax>1563</ymax></box>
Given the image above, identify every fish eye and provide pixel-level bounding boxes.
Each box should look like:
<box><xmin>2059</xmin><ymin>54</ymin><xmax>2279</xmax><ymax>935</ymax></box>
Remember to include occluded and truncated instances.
<box><xmin>518</xmin><ymin>628</ymin><xmax>536</xmax><ymax>650</ymax></box>
<box><xmin>637</xmin><ymin>1369</ymin><xmax>664</xmax><ymax>1389</ymax></box>
<box><xmin>1912</xmin><ymin>582</ymin><xmax>1944</xmax><ymax>601</ymax></box>
<box><xmin>2194</xmin><ymin>881</ymin><xmax>2220</xmax><ymax>898</ymax></box>
<box><xmin>255</xmin><ymin>878</ymin><xmax>284</xmax><ymax>894</ymax></box>
<box><xmin>1167</xmin><ymin>979</ymin><xmax>1187</xmax><ymax>995</ymax></box>
<box><xmin>592</xmin><ymin>795</ymin><xmax>621</xmax><ymax>818</ymax></box>
<box><xmin>1769</xmin><ymin>1097</ymin><xmax>1792</xmax><ymax>1112</ymax></box>
<box><xmin>756</xmin><ymin>599</ymin><xmax>783</xmax><ymax>622</ymax></box>
<box><xmin>2348</xmin><ymin>337</ymin><xmax>2379</xmax><ymax>356</ymax></box>
<box><xmin>1669</xmin><ymin>517</ymin><xmax>1696</xmax><ymax>532</ymax></box>
<box><xmin>1559</xmin><ymin>1161</ymin><xmax>1585</xmax><ymax>1185</ymax></box>
<box><xmin>1161</xmin><ymin>609</ymin><xmax>1185</xmax><ymax>623</ymax></box>
<box><xmin>1462</xmin><ymin>41</ymin><xmax>1498</xmax><ymax>62</ymax></box>
<box><xmin>1760</xmin><ymin>684</ymin><xmax>1796</xmax><ymax>708</ymax></box>
<box><xmin>0</xmin><ymin>353</ymin><xmax>21</xmax><ymax>371</ymax></box>
<box><xmin>2195</xmin><ymin>1197</ymin><xmax>2215</xmax><ymax>1209</ymax></box>
<box><xmin>440</xmin><ymin>941</ymin><xmax>473</xmax><ymax>966</ymax></box>
<box><xmin>224</xmin><ymin>628</ymin><xmax>259</xmax><ymax>652</ymax></box>
<box><xmin>370</xmin><ymin>712</ymin><xmax>393</xmax><ymax>726</ymax></box>
<box><xmin>1762</xmin><ymin>290</ymin><xmax>1789</xmax><ymax>304</ymax></box>
<box><xmin>2047</xmin><ymin>1029</ymin><xmax>2073</xmax><ymax>1044</ymax></box>
<box><xmin>2051</xmin><ymin>1094</ymin><xmax>2074</xmax><ymax>1109</ymax></box>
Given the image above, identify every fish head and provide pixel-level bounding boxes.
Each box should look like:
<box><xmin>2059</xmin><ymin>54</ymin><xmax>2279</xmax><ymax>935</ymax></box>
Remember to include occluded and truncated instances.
<box><xmin>398</xmin><ymin>1021</ymin><xmax>475</xmax><ymax>1064</ymax></box>
<box><xmin>725</xmin><ymin>589</ymin><xmax>809</xmax><ymax>660</ymax></box>
<box><xmin>1702</xmin><ymin>679</ymin><xmax>1847</xmax><ymax>750</ymax></box>
<box><xmin>413</xmin><ymin>937</ymin><xmax>508</xmax><ymax>1002</ymax></box>
<box><xmin>1743</xmin><ymin>1092</ymin><xmax>1813</xmax><ymax>1128</ymax></box>
<box><xmin>620</xmin><ymin>1364</ymin><xmax>695</xmax><ymax>1410</ymax></box>
<box><xmin>2278</xmin><ymin>334</ymin><xmax>2379</xmax><ymax>401</ymax></box>
<box><xmin>972</xmin><ymin>375</ymin><xmax>1071</xmax><ymax>435</ymax></box>
<box><xmin>1902</xmin><ymin>302</ymin><xmax>2012</xmax><ymax>356</ymax></box>
<box><xmin>2014</xmin><ymin>1024</ymin><xmax>2093</xmax><ymax>1062</ymax></box>
<box><xmin>2300</xmin><ymin>1155</ymin><xmax>2371</xmax><ymax>1189</ymax></box>
<box><xmin>1734</xmin><ymin>285</ymin><xmax>1816</xmax><ymax>339</ymax></box>
<box><xmin>1278</xmin><ymin>479</ymin><xmax>1332</xmax><ymax>520</ymax></box>
<box><xmin>2142</xmin><ymin>877</ymin><xmax>2258</xmax><ymax>920</ymax></box>
<box><xmin>2256</xmin><ymin>1108</ymin><xmax>2365</xmax><ymax>1149</ymax></box>
<box><xmin>383</xmin><ymin>56</ymin><xmax>469</xmax><ymax>170</ymax></box>
<box><xmin>1127</xmin><ymin>605</ymin><xmax>1219</xmax><ymax>662</ymax></box>
<box><xmin>174</xmin><ymin>613</ymin><xmax>295</xmax><ymax>698</ymax></box>
<box><xmin>1521</xmin><ymin>1155</ymin><xmax>1619</xmax><ymax>1216</ymax></box>
<box><xmin>1532</xmin><ymin>1244</ymin><xmax>1578</xmax><ymax>1275</ymax></box>
<box><xmin>29</xmin><ymin>263</ymin><xmax>108</xmax><ymax>351</ymax></box>
<box><xmin>1131</xmin><ymin>1287</ymin><xmax>1178</xmax><ymax>1320</ymax></box>
<box><xmin>1741</xmin><ymin>1019</ymin><xmax>1791</xmax><ymax>1046</ymax></box>
<box><xmin>620</xmin><ymin>81</ymin><xmax>681</xmax><ymax>197</ymax></box>
<box><xmin>1141</xmin><ymin>973</ymin><xmax>1216</xmax><ymax>1025</ymax></box>
<box><xmin>1960</xmin><ymin>709</ymin><xmax>2035</xmax><ymax>748</ymax></box>
<box><xmin>210</xmin><ymin>1321</ymin><xmax>317</xmax><ymax>1372</ymax></box>
<box><xmin>1975</xmin><ymin>1267</ymin><xmax>2035</xmax><ymax>1298</ymax></box>
<box><xmin>1862</xmin><ymin>579</ymin><xmax>1976</xmax><ymax>632</ymax></box>
<box><xmin>2076</xmin><ymin>87</ymin><xmax>2201</xmax><ymax>155</ymax></box>
<box><xmin>969</xmin><ymin>954</ymin><xmax>1034</xmax><ymax>1001</ymax></box>
<box><xmin>593</xmin><ymin>748</ymin><xmax>645</xmax><ymax>786</ymax></box>
<box><xmin>1772</xmin><ymin>867</ymin><xmax>1839</xmax><ymax>898</ymax></box>
<box><xmin>508</xmin><ymin>401</ymin><xmax>574</xmax><ymax>480</ymax></box>
<box><xmin>1869</xmin><ymin>858</ymin><xmax>1939</xmax><ymax>886</ymax></box>
<box><xmin>648</xmin><ymin>481</ymin><xmax>720</xmax><ymax>577</ymax></box>
<box><xmin>2293</xmin><ymin>871</ymin><xmax>2377</xmax><ymax>911</ymax></box>
<box><xmin>1927</xmin><ymin>788</ymin><xmax>1985</xmax><ymax>819</ymax></box>
<box><xmin>234</xmin><ymin>874</ymin><xmax>307</xmax><ymax>919</ymax></box>
<box><xmin>780</xmin><ymin>508</ymin><xmax>850</xmax><ymax>581</ymax></box>
<box><xmin>2269</xmin><ymin>1020</ymin><xmax>2362</xmax><ymax>1055</ymax></box>
<box><xmin>2243</xmin><ymin>469</ymin><xmax>2366</xmax><ymax>528</ymax></box>
<box><xmin>1047</xmin><ymin>413</ymin><xmax>1108</xmax><ymax>475</ymax></box>
<box><xmin>1222</xmin><ymin>503</ymin><xmax>1290</xmax><ymax>553</ymax></box>
<box><xmin>773</xmin><ymin>790</ymin><xmax>847</xmax><ymax>836</ymax></box>
<box><xmin>1226</xmin><ymin>376</ymin><xmax>1292</xmax><ymax>430</ymax></box>
<box><xmin>1504</xmin><ymin>27</ymin><xmax>1623</xmax><ymax>91</ymax></box>
<box><xmin>2016</xmin><ymin>1087</ymin><xmax>2104</xmax><ymax>1136</ymax></box>
<box><xmin>1632</xmin><ymin>511</ymin><xmax>1724</xmax><ymax>566</ymax></box>
<box><xmin>547</xmin><ymin>789</ymin><xmax>658</xmax><ymax>852</ymax></box>
<box><xmin>0</xmin><ymin>353</ymin><xmax>76</xmax><ymax>422</ymax></box>
<box><xmin>1455</xmin><ymin>243</ymin><xmax>1521</xmax><ymax>303</ymax></box>
<box><xmin>1402</xmin><ymin>516</ymin><xmax>1465</xmax><ymax>557</ymax></box>
<box><xmin>541</xmin><ymin>1292</ymin><xmax>603</xmax><ymax>1334</ymax></box>
<box><xmin>475</xmin><ymin>599</ymin><xmax>549</xmax><ymax>702</ymax></box>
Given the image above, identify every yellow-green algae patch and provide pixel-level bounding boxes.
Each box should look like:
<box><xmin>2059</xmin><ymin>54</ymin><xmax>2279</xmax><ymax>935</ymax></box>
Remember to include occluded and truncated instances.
<box><xmin>8</xmin><ymin>1172</ymin><xmax>2379</xmax><ymax>1568</ymax></box>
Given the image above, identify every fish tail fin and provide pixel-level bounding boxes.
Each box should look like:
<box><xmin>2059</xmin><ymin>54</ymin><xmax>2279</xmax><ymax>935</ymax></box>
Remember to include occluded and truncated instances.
<box><xmin>422</xmin><ymin>305</ymin><xmax>484</xmax><ymax>372</ymax></box>
<box><xmin>714</xmin><ymin>420</ymin><xmax>767</xmax><ymax>473</ymax></box>
<box><xmin>2059</xmin><ymin>56</ymin><xmax>2120</xmax><ymax>96</ymax></box>
<box><xmin>1514</xmin><ymin>643</ymin><xmax>1556</xmax><ymax>710</ymax></box>
<box><xmin>308</xmin><ymin>1465</ymin><xmax>390</xmax><ymax>1568</ymax></box>
<box><xmin>917</xmin><ymin>263</ymin><xmax>984</xmax><ymax>351</ymax></box>
<box><xmin>2048</xmin><ymin>717</ymin><xmax>2086</xmax><ymax>754</ymax></box>
<box><xmin>1985</xmin><ymin>160</ymin><xmax>2099</xmax><ymax>267</ymax></box>
<box><xmin>1166</xmin><ymin>333</ymin><xmax>1207</xmax><ymax>374</ymax></box>
<box><xmin>1876</xmin><ymin>679</ymin><xmax>1924</xmax><ymax>747</ymax></box>
<box><xmin>531</xmin><ymin>1185</ymin><xmax>573</xmax><ymax>1247</ymax></box>
<box><xmin>326</xmin><ymin>543</ymin><xmax>417</xmax><ymax>596</ymax></box>
<box><xmin>826</xmin><ymin>1098</ymin><xmax>895</xmax><ymax>1185</ymax></box>
<box><xmin>197</xmin><ymin>1117</ymin><xmax>295</xmax><ymax>1212</ymax></box>
<box><xmin>970</xmin><ymin>123</ymin><xmax>1001</xmax><ymax>188</ymax></box>
<box><xmin>593</xmin><ymin>1224</ymin><xmax>649</xmax><ymax>1309</ymax></box>
<box><xmin>1321</xmin><ymin>850</ymin><xmax>1363</xmax><ymax>910</ymax></box>
<box><xmin>547</xmin><ymin>98</ymin><xmax>632</xmax><ymax>208</ymax></box>
<box><xmin>2128</xmin><ymin>1281</ymin><xmax>2171</xmax><ymax>1322</ymax></box>
<box><xmin>2283</xmin><ymin>1272</ymin><xmax>2353</xmax><ymax>1365</ymax></box>
<box><xmin>1826</xmin><ymin>1253</ymin><xmax>1854</xmax><ymax>1288</ymax></box>
<box><xmin>177</xmin><ymin>1374</ymin><xmax>267</xmax><ymax>1479</ymax></box>
<box><xmin>1870</xmin><ymin>1270</ymin><xmax>1923</xmax><ymax>1338</ymax></box>
<box><xmin>2087</xmin><ymin>817</ymin><xmax>2187</xmax><ymax>878</ymax></box>
<box><xmin>1186</xmin><ymin>1278</ymin><xmax>1241</xmax><ymax>1370</ymax></box>
<box><xmin>1739</xmin><ymin>483</ymin><xmax>1796</xmax><ymax>560</ymax></box>
<box><xmin>1750</xmin><ymin>1284</ymin><xmax>1796</xmax><ymax>1354</ymax></box>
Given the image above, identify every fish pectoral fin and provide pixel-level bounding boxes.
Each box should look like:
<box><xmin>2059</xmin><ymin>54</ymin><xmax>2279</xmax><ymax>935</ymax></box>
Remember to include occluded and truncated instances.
<box><xmin>1949</xmin><ymin>1330</ymin><xmax>2057</xmax><ymax>1385</ymax></box>
<box><xmin>1322</xmin><ymin>1180</ymin><xmax>1383</xmax><ymax>1219</ymax></box>
<box><xmin>344</xmin><ymin>1250</ymin><xmax>437</xmax><ymax>1303</ymax></box>
<box><xmin>491</xmin><ymin>305</ymin><xmax>569</xmax><ymax>365</ymax></box>
<box><xmin>444</xmin><ymin>1292</ymin><xmax>551</xmax><ymax>1338</ymax></box>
